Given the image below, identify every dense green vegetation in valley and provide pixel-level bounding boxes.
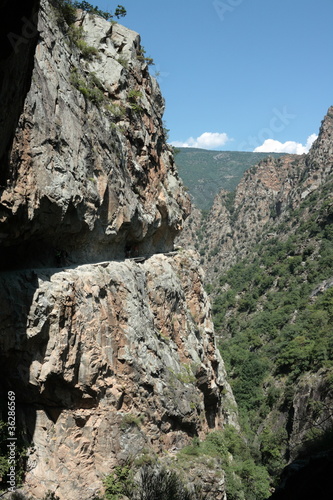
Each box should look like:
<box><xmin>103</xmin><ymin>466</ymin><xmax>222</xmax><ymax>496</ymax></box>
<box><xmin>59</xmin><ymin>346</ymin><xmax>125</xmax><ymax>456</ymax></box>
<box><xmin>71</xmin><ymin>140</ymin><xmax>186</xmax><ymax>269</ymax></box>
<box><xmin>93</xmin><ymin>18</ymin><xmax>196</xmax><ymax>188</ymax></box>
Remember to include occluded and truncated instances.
<box><xmin>175</xmin><ymin>133</ymin><xmax>333</xmax><ymax>495</ymax></box>
<box><xmin>208</xmin><ymin>174</ymin><xmax>333</xmax><ymax>484</ymax></box>
<box><xmin>178</xmin><ymin>426</ymin><xmax>271</xmax><ymax>500</ymax></box>
<box><xmin>174</xmin><ymin>148</ymin><xmax>286</xmax><ymax>210</ymax></box>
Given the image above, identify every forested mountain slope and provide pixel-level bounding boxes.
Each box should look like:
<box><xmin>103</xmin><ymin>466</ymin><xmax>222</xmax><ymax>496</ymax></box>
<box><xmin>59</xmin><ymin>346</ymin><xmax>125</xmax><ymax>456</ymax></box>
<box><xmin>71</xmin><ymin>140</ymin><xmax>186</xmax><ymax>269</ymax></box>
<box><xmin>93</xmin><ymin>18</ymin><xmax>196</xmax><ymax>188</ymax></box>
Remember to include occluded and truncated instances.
<box><xmin>174</xmin><ymin>148</ymin><xmax>286</xmax><ymax>211</ymax></box>
<box><xmin>184</xmin><ymin>107</ymin><xmax>333</xmax><ymax>494</ymax></box>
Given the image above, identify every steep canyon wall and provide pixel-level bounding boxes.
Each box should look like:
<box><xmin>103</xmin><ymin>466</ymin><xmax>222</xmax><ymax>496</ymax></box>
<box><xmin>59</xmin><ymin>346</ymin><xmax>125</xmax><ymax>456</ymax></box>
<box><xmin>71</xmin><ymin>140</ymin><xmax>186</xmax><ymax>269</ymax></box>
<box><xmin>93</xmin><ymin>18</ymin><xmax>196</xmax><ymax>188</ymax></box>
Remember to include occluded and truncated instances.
<box><xmin>0</xmin><ymin>1</ymin><xmax>236</xmax><ymax>498</ymax></box>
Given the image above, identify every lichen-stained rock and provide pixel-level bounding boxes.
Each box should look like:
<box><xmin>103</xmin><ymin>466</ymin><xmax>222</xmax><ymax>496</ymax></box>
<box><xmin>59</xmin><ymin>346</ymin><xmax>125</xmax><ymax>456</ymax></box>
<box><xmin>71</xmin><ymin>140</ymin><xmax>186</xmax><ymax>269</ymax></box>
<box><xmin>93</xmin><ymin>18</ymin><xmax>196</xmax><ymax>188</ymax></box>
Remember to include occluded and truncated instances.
<box><xmin>0</xmin><ymin>251</ymin><xmax>236</xmax><ymax>499</ymax></box>
<box><xmin>0</xmin><ymin>0</ymin><xmax>190</xmax><ymax>269</ymax></box>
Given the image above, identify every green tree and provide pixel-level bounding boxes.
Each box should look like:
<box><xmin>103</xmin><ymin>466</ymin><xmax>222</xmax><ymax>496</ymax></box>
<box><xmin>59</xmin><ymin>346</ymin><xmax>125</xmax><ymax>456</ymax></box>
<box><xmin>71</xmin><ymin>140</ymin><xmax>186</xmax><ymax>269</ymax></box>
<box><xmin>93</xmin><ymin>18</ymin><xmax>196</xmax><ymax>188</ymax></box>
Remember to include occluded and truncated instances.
<box><xmin>73</xmin><ymin>1</ymin><xmax>126</xmax><ymax>19</ymax></box>
<box><xmin>56</xmin><ymin>0</ymin><xmax>126</xmax><ymax>24</ymax></box>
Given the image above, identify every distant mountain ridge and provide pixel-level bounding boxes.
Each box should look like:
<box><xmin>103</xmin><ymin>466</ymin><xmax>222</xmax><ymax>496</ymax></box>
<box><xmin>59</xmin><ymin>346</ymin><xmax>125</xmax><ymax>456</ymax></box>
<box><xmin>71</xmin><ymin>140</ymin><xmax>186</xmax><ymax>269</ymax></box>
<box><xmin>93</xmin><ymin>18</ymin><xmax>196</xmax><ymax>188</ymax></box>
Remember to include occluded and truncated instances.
<box><xmin>174</xmin><ymin>147</ymin><xmax>287</xmax><ymax>210</ymax></box>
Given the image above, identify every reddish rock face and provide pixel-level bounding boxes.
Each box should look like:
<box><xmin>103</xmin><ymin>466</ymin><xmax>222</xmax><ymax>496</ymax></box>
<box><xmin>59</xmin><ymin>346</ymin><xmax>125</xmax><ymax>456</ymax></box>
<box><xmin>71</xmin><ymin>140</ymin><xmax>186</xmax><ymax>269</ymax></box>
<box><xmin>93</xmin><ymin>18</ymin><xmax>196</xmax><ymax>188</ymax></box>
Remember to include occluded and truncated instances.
<box><xmin>0</xmin><ymin>251</ymin><xmax>236</xmax><ymax>499</ymax></box>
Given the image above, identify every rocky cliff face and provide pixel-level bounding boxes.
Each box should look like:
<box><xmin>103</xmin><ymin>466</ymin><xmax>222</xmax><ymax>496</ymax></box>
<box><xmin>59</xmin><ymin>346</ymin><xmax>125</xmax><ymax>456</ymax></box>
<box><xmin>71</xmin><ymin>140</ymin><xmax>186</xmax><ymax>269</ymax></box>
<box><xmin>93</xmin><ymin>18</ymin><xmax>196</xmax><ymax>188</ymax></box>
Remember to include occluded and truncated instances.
<box><xmin>1</xmin><ymin>251</ymin><xmax>235</xmax><ymax>499</ymax></box>
<box><xmin>0</xmin><ymin>0</ymin><xmax>190</xmax><ymax>269</ymax></box>
<box><xmin>0</xmin><ymin>1</ymin><xmax>236</xmax><ymax>498</ymax></box>
<box><xmin>179</xmin><ymin>107</ymin><xmax>333</xmax><ymax>285</ymax></box>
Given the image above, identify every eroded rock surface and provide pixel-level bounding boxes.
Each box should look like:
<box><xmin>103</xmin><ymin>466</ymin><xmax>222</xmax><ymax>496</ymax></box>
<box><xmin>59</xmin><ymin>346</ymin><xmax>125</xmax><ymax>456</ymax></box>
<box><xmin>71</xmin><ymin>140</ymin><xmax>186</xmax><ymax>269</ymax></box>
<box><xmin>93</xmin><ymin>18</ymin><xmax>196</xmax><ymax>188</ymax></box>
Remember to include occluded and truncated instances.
<box><xmin>0</xmin><ymin>1</ymin><xmax>235</xmax><ymax>498</ymax></box>
<box><xmin>0</xmin><ymin>0</ymin><xmax>190</xmax><ymax>269</ymax></box>
<box><xmin>0</xmin><ymin>251</ymin><xmax>235</xmax><ymax>499</ymax></box>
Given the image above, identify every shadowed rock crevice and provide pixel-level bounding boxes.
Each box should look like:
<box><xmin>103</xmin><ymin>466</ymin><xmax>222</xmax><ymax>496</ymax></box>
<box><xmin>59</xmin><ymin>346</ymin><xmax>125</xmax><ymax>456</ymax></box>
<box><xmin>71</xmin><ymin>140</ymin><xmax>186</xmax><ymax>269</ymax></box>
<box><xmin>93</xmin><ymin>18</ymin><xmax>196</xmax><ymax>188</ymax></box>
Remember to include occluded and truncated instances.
<box><xmin>196</xmin><ymin>374</ymin><xmax>220</xmax><ymax>429</ymax></box>
<box><xmin>268</xmin><ymin>450</ymin><xmax>333</xmax><ymax>500</ymax></box>
<box><xmin>0</xmin><ymin>0</ymin><xmax>40</xmax><ymax>181</ymax></box>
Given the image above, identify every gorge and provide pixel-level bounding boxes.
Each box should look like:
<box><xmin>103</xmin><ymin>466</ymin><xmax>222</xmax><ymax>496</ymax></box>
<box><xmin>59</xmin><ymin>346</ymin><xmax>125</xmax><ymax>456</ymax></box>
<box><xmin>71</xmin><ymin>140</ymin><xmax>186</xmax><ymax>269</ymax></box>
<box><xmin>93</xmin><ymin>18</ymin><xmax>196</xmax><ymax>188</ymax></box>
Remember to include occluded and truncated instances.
<box><xmin>0</xmin><ymin>1</ymin><xmax>333</xmax><ymax>499</ymax></box>
<box><xmin>0</xmin><ymin>1</ymin><xmax>236</xmax><ymax>498</ymax></box>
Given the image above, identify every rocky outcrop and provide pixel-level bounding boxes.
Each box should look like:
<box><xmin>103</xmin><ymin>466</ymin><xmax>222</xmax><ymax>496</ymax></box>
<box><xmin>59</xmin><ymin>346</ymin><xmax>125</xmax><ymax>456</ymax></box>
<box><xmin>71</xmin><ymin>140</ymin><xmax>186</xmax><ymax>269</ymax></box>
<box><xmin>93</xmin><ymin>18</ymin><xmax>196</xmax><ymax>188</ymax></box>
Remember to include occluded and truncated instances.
<box><xmin>0</xmin><ymin>1</ymin><xmax>236</xmax><ymax>498</ymax></box>
<box><xmin>0</xmin><ymin>251</ymin><xmax>235</xmax><ymax>499</ymax></box>
<box><xmin>0</xmin><ymin>0</ymin><xmax>190</xmax><ymax>269</ymax></box>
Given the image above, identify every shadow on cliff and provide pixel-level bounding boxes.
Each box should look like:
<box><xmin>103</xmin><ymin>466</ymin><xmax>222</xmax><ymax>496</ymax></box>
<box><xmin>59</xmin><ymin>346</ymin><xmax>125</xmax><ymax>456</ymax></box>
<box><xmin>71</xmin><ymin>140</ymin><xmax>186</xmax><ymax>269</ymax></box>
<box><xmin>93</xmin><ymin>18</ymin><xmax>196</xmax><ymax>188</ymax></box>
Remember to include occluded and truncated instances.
<box><xmin>0</xmin><ymin>264</ymin><xmax>96</xmax><ymax>464</ymax></box>
<box><xmin>0</xmin><ymin>187</ymin><xmax>177</xmax><ymax>271</ymax></box>
<box><xmin>0</xmin><ymin>0</ymin><xmax>40</xmax><ymax>181</ymax></box>
<box><xmin>267</xmin><ymin>422</ymin><xmax>333</xmax><ymax>500</ymax></box>
<box><xmin>267</xmin><ymin>448</ymin><xmax>333</xmax><ymax>500</ymax></box>
<box><xmin>0</xmin><ymin>269</ymin><xmax>40</xmax><ymax>454</ymax></box>
<box><xmin>0</xmin><ymin>0</ymin><xmax>42</xmax><ymax>469</ymax></box>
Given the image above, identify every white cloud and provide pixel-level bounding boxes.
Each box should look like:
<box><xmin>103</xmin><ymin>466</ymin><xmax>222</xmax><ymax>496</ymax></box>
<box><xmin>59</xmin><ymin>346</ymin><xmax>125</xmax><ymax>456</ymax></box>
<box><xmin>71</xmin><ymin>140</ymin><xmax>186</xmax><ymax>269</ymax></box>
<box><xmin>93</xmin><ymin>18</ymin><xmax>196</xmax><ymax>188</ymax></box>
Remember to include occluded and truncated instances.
<box><xmin>305</xmin><ymin>133</ymin><xmax>318</xmax><ymax>150</ymax></box>
<box><xmin>254</xmin><ymin>134</ymin><xmax>318</xmax><ymax>155</ymax></box>
<box><xmin>171</xmin><ymin>132</ymin><xmax>231</xmax><ymax>150</ymax></box>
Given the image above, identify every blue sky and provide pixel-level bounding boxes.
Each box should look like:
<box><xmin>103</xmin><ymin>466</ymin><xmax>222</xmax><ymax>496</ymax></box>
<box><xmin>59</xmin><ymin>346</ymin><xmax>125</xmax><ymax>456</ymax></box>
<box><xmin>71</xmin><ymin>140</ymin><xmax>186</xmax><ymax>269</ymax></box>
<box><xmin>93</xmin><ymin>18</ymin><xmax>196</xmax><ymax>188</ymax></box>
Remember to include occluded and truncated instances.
<box><xmin>94</xmin><ymin>0</ymin><xmax>333</xmax><ymax>152</ymax></box>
